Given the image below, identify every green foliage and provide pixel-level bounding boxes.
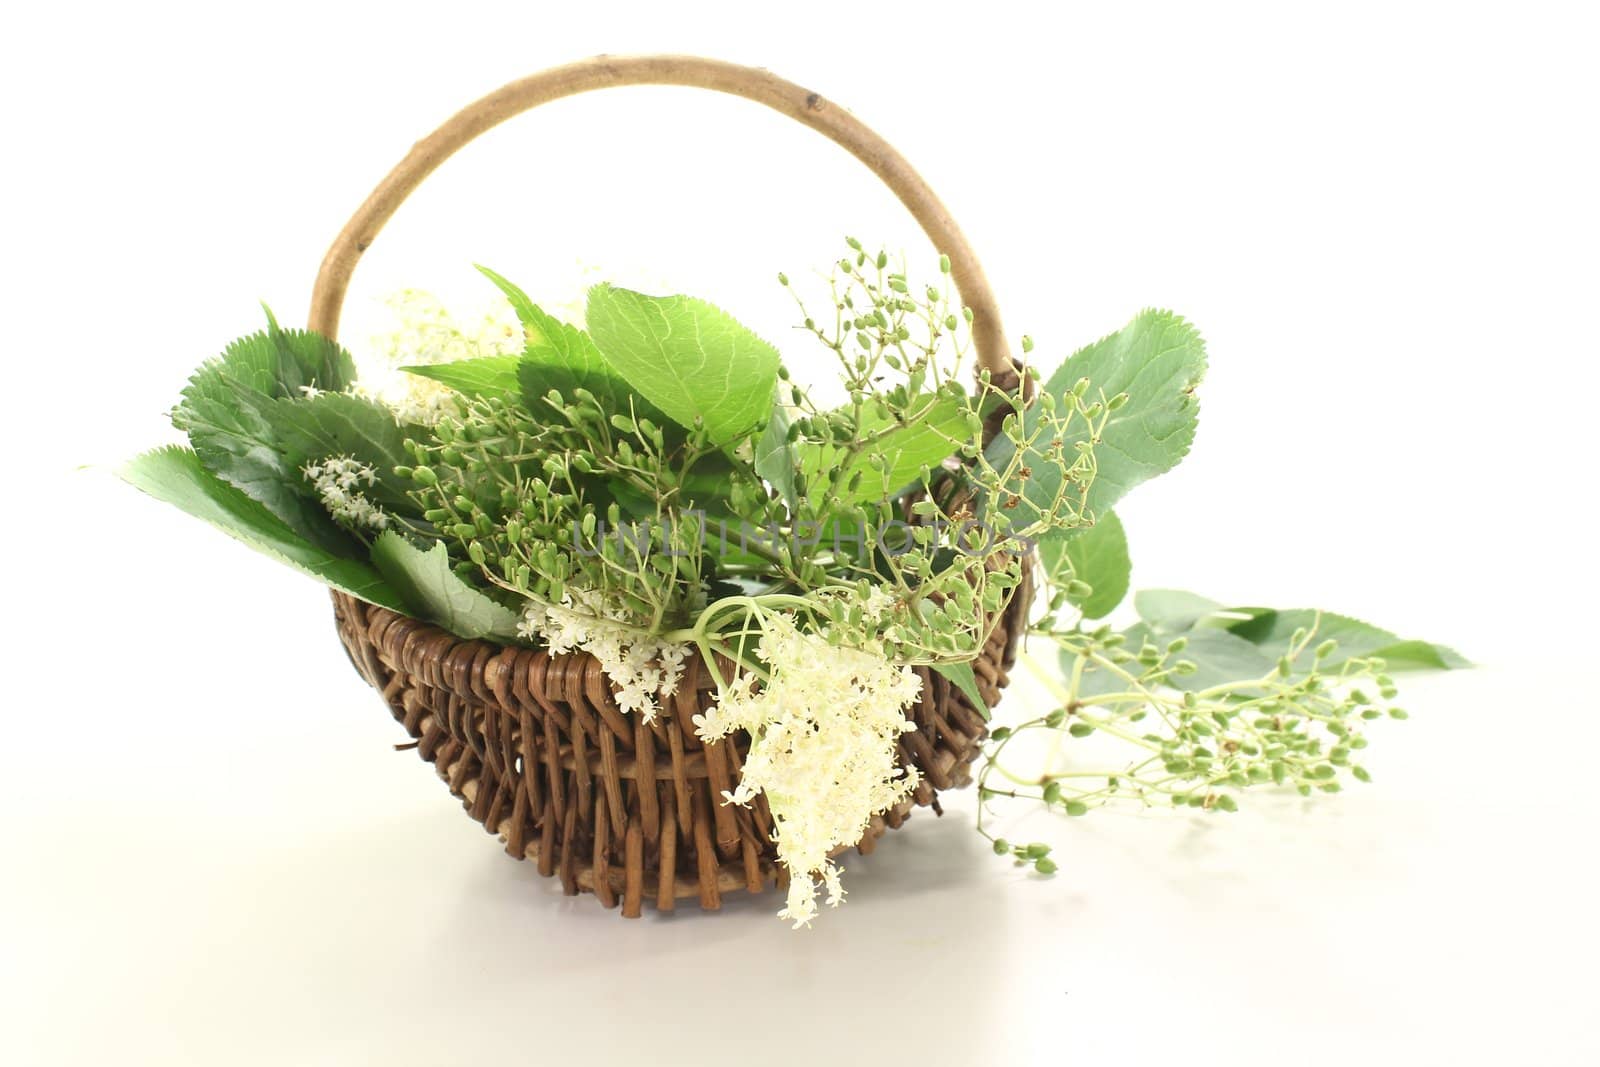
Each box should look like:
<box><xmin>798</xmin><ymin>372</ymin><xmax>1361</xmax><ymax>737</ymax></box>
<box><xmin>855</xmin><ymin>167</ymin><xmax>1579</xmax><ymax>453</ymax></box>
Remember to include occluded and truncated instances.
<box><xmin>1216</xmin><ymin>606</ymin><xmax>1472</xmax><ymax>672</ymax></box>
<box><xmin>984</xmin><ymin>310</ymin><xmax>1205</xmax><ymax>530</ymax></box>
<box><xmin>1037</xmin><ymin>511</ymin><xmax>1129</xmax><ymax>620</ymax></box>
<box><xmin>371</xmin><ymin>532</ymin><xmax>522</xmax><ymax>640</ymax></box>
<box><xmin>392</xmin><ymin>249</ymin><xmax>1046</xmax><ymax>671</ymax></box>
<box><xmin>933</xmin><ymin>660</ymin><xmax>989</xmax><ymax>720</ymax></box>
<box><xmin>126</xmin><ymin>238</ymin><xmax>1473</xmax><ymax>899</ymax></box>
<box><xmin>174</xmin><ymin>369</ymin><xmax>357</xmax><ymax>554</ymax></box>
<box><xmin>129</xmin><ymin>243</ymin><xmax>1466</xmax><ymax>866</ymax></box>
<box><xmin>977</xmin><ymin>589</ymin><xmax>1467</xmax><ymax>842</ymax></box>
<box><xmin>176</xmin><ymin>310</ymin><xmax>355</xmax><ymax>414</ymax></box>
<box><xmin>1134</xmin><ymin>590</ymin><xmax>1470</xmax><ymax>673</ymax></box>
<box><xmin>585</xmin><ymin>284</ymin><xmax>781</xmax><ymax>448</ymax></box>
<box><xmin>1135</xmin><ymin>588</ymin><xmax>1225</xmax><ymax>632</ymax></box>
<box><xmin>119</xmin><ymin>446</ymin><xmax>406</xmax><ymax>610</ymax></box>
<box><xmin>256</xmin><ymin>392</ymin><xmax>423</xmax><ymax>513</ymax></box>
<box><xmin>795</xmin><ymin>392</ymin><xmax>972</xmax><ymax>506</ymax></box>
<box><xmin>403</xmin><ymin>356</ymin><xmax>521</xmax><ymax>403</ymax></box>
<box><xmin>169</xmin><ymin>311</ymin><xmax>384</xmax><ymax>552</ymax></box>
<box><xmin>127</xmin><ymin>251</ymin><xmax>1238</xmax><ymax>693</ymax></box>
<box><xmin>753</xmin><ymin>386</ymin><xmax>799</xmax><ymax>512</ymax></box>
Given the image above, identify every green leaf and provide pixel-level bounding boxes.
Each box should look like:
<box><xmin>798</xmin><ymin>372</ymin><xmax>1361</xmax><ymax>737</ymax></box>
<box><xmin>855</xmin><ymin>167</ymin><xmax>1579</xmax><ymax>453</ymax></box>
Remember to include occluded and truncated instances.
<box><xmin>932</xmin><ymin>660</ymin><xmax>989</xmax><ymax>720</ymax></box>
<box><xmin>175</xmin><ymin>381</ymin><xmax>355</xmax><ymax>554</ymax></box>
<box><xmin>797</xmin><ymin>393</ymin><xmax>971</xmax><ymax>505</ymax></box>
<box><xmin>853</xmin><ymin>396</ymin><xmax>969</xmax><ymax>498</ymax></box>
<box><xmin>1359</xmin><ymin>639</ymin><xmax>1473</xmax><ymax>671</ymax></box>
<box><xmin>1057</xmin><ymin>643</ymin><xmax>1131</xmax><ymax>700</ymax></box>
<box><xmin>176</xmin><ymin>314</ymin><xmax>355</xmax><ymax>418</ymax></box>
<box><xmin>1220</xmin><ymin>608</ymin><xmax>1471</xmax><ymax>672</ymax></box>
<box><xmin>585</xmin><ymin>284</ymin><xmax>781</xmax><ymax>447</ymax></box>
<box><xmin>475</xmin><ymin>264</ymin><xmax>544</xmax><ymax>327</ymax></box>
<box><xmin>1156</xmin><ymin>627</ymin><xmax>1279</xmax><ymax>691</ymax></box>
<box><xmin>403</xmin><ymin>355</ymin><xmax>521</xmax><ymax>402</ymax></box>
<box><xmin>1063</xmin><ymin>621</ymin><xmax>1281</xmax><ymax>699</ymax></box>
<box><xmin>517</xmin><ymin>354</ymin><xmax>652</xmax><ymax>427</ymax></box>
<box><xmin>256</xmin><ymin>392</ymin><xmax>422</xmax><ymax>513</ymax></box>
<box><xmin>516</xmin><ymin>319</ymin><xmax>636</xmax><ymax>416</ymax></box>
<box><xmin>754</xmin><ymin>387</ymin><xmax>799</xmax><ymax>511</ymax></box>
<box><xmin>479</xmin><ymin>267</ymin><xmax>604</xmax><ymax>375</ymax></box>
<box><xmin>1038</xmin><ymin>511</ymin><xmax>1130</xmax><ymax>619</ymax></box>
<box><xmin>475</xmin><ymin>266</ymin><xmax>647</xmax><ymax>416</ymax></box>
<box><xmin>179</xmin><ymin>381</ymin><xmax>425</xmax><ymax>546</ymax></box>
<box><xmin>987</xmin><ymin>309</ymin><xmax>1205</xmax><ymax>525</ymax></box>
<box><xmin>1131</xmin><ymin>592</ymin><xmax>1470</xmax><ymax>674</ymax></box>
<box><xmin>1135</xmin><ymin>588</ymin><xmax>1225</xmax><ymax>632</ymax></box>
<box><xmin>173</xmin><ymin>321</ymin><xmax>363</xmax><ymax>552</ymax></box>
<box><xmin>119</xmin><ymin>446</ymin><xmax>407</xmax><ymax>611</ymax></box>
<box><xmin>370</xmin><ymin>532</ymin><xmax>522</xmax><ymax>641</ymax></box>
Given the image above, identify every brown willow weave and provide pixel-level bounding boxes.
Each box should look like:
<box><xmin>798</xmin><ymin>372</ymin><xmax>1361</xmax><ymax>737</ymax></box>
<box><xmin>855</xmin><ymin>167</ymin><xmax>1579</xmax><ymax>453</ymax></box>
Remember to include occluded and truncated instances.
<box><xmin>332</xmin><ymin>568</ymin><xmax>1029</xmax><ymax>914</ymax></box>
<box><xmin>315</xmin><ymin>55</ymin><xmax>1033</xmax><ymax>914</ymax></box>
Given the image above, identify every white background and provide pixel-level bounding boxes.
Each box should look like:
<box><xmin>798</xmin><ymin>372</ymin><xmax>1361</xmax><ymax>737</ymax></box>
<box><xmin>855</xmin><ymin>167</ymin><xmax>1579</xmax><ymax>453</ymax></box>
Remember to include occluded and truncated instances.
<box><xmin>5</xmin><ymin>1</ymin><xmax>1598</xmax><ymax>1063</ymax></box>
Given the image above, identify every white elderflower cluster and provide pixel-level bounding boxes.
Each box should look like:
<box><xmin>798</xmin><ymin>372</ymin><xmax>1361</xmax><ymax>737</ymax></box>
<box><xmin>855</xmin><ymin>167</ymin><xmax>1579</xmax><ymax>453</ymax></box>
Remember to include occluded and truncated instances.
<box><xmin>517</xmin><ymin>587</ymin><xmax>689</xmax><ymax>721</ymax></box>
<box><xmin>861</xmin><ymin>585</ymin><xmax>897</xmax><ymax>620</ymax></box>
<box><xmin>303</xmin><ymin>456</ymin><xmax>387</xmax><ymax>531</ymax></box>
<box><xmin>694</xmin><ymin>614</ymin><xmax>923</xmax><ymax>927</ymax></box>
<box><xmin>356</xmin><ymin>290</ymin><xmax>521</xmax><ymax>424</ymax></box>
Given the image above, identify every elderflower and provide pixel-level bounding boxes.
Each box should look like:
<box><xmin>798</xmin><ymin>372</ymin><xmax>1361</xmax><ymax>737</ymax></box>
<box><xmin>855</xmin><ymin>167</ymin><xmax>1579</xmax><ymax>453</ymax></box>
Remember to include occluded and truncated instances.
<box><xmin>355</xmin><ymin>290</ymin><xmax>521</xmax><ymax>424</ymax></box>
<box><xmin>303</xmin><ymin>456</ymin><xmax>388</xmax><ymax>531</ymax></box>
<box><xmin>860</xmin><ymin>584</ymin><xmax>897</xmax><ymax>622</ymax></box>
<box><xmin>694</xmin><ymin>614</ymin><xmax>922</xmax><ymax>926</ymax></box>
<box><xmin>517</xmin><ymin>587</ymin><xmax>689</xmax><ymax>722</ymax></box>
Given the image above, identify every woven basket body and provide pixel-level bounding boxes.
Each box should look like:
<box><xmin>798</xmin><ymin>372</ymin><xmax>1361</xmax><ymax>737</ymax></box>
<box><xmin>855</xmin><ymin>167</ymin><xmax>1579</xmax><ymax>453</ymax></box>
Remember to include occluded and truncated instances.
<box><xmin>310</xmin><ymin>56</ymin><xmax>1032</xmax><ymax>915</ymax></box>
<box><xmin>332</xmin><ymin>568</ymin><xmax>1028</xmax><ymax>914</ymax></box>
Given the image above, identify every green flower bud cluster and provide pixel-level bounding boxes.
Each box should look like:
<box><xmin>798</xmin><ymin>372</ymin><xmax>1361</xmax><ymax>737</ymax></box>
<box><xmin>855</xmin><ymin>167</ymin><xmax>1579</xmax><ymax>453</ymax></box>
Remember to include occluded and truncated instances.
<box><xmin>976</xmin><ymin>618</ymin><xmax>1407</xmax><ymax>851</ymax></box>
<box><xmin>373</xmin><ymin>242</ymin><xmax>1059</xmax><ymax>709</ymax></box>
<box><xmin>786</xmin><ymin>237</ymin><xmax>973</xmax><ymax>403</ymax></box>
<box><xmin>988</xmin><ymin>836</ymin><xmax>1057</xmax><ymax>875</ymax></box>
<box><xmin>403</xmin><ymin>390</ymin><xmax>739</xmax><ymax>632</ymax></box>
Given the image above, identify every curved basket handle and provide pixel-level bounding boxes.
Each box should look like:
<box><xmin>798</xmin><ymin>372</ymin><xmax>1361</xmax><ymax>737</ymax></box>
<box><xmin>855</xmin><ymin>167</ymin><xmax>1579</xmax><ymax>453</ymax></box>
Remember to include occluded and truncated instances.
<box><xmin>308</xmin><ymin>54</ymin><xmax>1014</xmax><ymax>378</ymax></box>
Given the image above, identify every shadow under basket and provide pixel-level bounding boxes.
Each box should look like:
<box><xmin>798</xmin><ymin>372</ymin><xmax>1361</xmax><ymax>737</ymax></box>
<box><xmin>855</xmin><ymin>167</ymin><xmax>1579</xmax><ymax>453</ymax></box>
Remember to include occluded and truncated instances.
<box><xmin>331</xmin><ymin>572</ymin><xmax>1028</xmax><ymax>916</ymax></box>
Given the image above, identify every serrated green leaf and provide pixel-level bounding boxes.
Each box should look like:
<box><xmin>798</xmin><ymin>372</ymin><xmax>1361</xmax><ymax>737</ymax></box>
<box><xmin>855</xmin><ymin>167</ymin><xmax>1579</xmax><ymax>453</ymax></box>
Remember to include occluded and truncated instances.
<box><xmin>1038</xmin><ymin>510</ymin><xmax>1130</xmax><ymax>619</ymax></box>
<box><xmin>119</xmin><ymin>446</ymin><xmax>406</xmax><ymax>610</ymax></box>
<box><xmin>370</xmin><ymin>531</ymin><xmax>522</xmax><ymax>641</ymax></box>
<box><xmin>1156</xmin><ymin>627</ymin><xmax>1278</xmax><ymax>691</ymax></box>
<box><xmin>797</xmin><ymin>393</ymin><xmax>970</xmax><ymax>505</ymax></box>
<box><xmin>474</xmin><ymin>264</ymin><xmax>544</xmax><ymax>328</ymax></box>
<box><xmin>1066</xmin><ymin>594</ymin><xmax>1467</xmax><ymax>702</ymax></box>
<box><xmin>173</xmin><ymin>321</ymin><xmax>363</xmax><ymax>552</ymax></box>
<box><xmin>1131</xmin><ymin>592</ymin><xmax>1470</xmax><ymax>674</ymax></box>
<box><xmin>1220</xmin><ymin>608</ymin><xmax>1471</xmax><ymax>672</ymax></box>
<box><xmin>987</xmin><ymin>309</ymin><xmax>1205</xmax><ymax>527</ymax></box>
<box><xmin>932</xmin><ymin>660</ymin><xmax>989</xmax><ymax>720</ymax></box>
<box><xmin>515</xmin><ymin>318</ymin><xmax>636</xmax><ymax>416</ymax></box>
<box><xmin>176</xmin><ymin>384</ymin><xmax>354</xmax><ymax>554</ymax></box>
<box><xmin>479</xmin><ymin>267</ymin><xmax>602</xmax><ymax>373</ymax></box>
<box><xmin>517</xmin><ymin>354</ymin><xmax>649</xmax><ymax>426</ymax></box>
<box><xmin>256</xmin><ymin>391</ymin><xmax>422</xmax><ymax>513</ymax></box>
<box><xmin>180</xmin><ymin>381</ymin><xmax>425</xmax><ymax>546</ymax></box>
<box><xmin>1135</xmin><ymin>588</ymin><xmax>1225</xmax><ymax>632</ymax></box>
<box><xmin>1358</xmin><ymin>639</ymin><xmax>1473</xmax><ymax>671</ymax></box>
<box><xmin>403</xmin><ymin>355</ymin><xmax>521</xmax><ymax>402</ymax></box>
<box><xmin>176</xmin><ymin>316</ymin><xmax>355</xmax><ymax>418</ymax></box>
<box><xmin>585</xmin><ymin>284</ymin><xmax>780</xmax><ymax>447</ymax></box>
<box><xmin>754</xmin><ymin>388</ymin><xmax>798</xmax><ymax>511</ymax></box>
<box><xmin>475</xmin><ymin>266</ymin><xmax>654</xmax><ymax>417</ymax></box>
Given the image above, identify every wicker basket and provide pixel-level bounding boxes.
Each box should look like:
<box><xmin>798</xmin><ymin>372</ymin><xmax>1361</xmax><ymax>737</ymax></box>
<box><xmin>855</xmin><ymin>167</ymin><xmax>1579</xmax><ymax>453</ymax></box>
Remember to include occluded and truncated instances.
<box><xmin>314</xmin><ymin>55</ymin><xmax>1031</xmax><ymax>915</ymax></box>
